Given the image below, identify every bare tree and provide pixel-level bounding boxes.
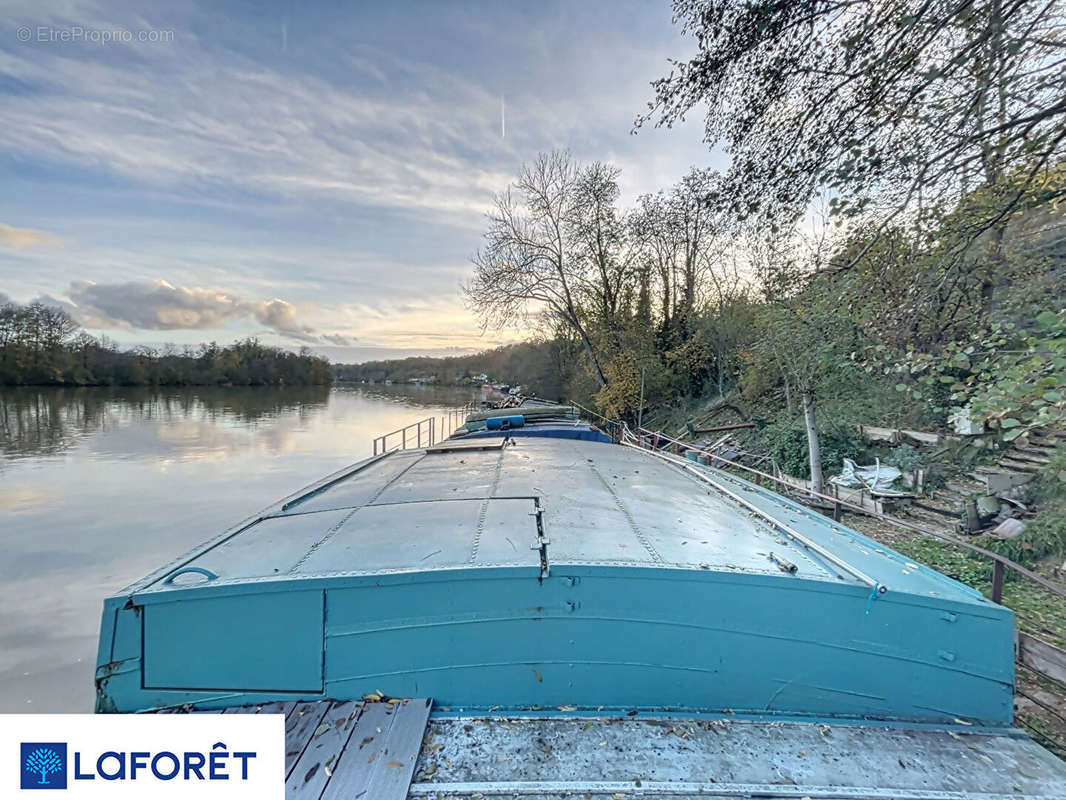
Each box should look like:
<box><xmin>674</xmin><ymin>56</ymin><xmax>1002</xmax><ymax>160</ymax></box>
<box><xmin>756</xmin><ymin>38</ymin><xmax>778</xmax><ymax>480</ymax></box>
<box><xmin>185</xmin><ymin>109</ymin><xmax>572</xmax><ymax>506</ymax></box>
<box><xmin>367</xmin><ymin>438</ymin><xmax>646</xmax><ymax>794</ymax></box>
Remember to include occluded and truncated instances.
<box><xmin>0</xmin><ymin>302</ymin><xmax>22</xmax><ymax>352</ymax></box>
<box><xmin>465</xmin><ymin>151</ymin><xmax>608</xmax><ymax>387</ymax></box>
<box><xmin>630</xmin><ymin>191</ymin><xmax>678</xmax><ymax>330</ymax></box>
<box><xmin>570</xmin><ymin>162</ymin><xmax>634</xmax><ymax>329</ymax></box>
<box><xmin>703</xmin><ymin>249</ymin><xmax>753</xmax><ymax>398</ymax></box>
<box><xmin>630</xmin><ymin>168</ymin><xmax>732</xmax><ymax>341</ymax></box>
<box><xmin>36</xmin><ymin>304</ymin><xmax>77</xmax><ymax>352</ymax></box>
<box><xmin>673</xmin><ymin>168</ymin><xmax>728</xmax><ymax>319</ymax></box>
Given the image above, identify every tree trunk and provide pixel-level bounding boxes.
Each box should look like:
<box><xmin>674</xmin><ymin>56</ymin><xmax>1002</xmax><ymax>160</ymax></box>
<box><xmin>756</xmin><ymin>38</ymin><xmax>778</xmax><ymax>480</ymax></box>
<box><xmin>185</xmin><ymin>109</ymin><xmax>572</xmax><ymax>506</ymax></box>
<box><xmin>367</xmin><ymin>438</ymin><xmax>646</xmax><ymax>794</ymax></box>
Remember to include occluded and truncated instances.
<box><xmin>802</xmin><ymin>390</ymin><xmax>823</xmax><ymax>494</ymax></box>
<box><xmin>572</xmin><ymin>316</ymin><xmax>607</xmax><ymax>389</ymax></box>
<box><xmin>981</xmin><ymin>223</ymin><xmax>1006</xmax><ymax>308</ymax></box>
<box><xmin>782</xmin><ymin>374</ymin><xmax>794</xmax><ymax>418</ymax></box>
<box><xmin>716</xmin><ymin>343</ymin><xmax>725</xmax><ymax>397</ymax></box>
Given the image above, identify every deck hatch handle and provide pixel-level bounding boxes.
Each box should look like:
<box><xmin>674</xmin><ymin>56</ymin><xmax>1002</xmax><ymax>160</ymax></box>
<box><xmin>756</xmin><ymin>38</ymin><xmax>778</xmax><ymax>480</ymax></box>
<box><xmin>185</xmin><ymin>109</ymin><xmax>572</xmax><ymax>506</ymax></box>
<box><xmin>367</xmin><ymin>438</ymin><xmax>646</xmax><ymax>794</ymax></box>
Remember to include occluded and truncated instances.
<box><xmin>163</xmin><ymin>566</ymin><xmax>218</xmax><ymax>585</ymax></box>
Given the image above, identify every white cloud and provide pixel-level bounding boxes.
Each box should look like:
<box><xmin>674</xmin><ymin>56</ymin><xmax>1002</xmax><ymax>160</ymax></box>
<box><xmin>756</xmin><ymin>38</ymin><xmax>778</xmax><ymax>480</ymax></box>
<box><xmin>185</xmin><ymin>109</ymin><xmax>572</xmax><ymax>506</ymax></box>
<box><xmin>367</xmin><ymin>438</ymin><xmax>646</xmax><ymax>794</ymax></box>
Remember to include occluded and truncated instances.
<box><xmin>0</xmin><ymin>34</ymin><xmax>516</xmax><ymax>222</ymax></box>
<box><xmin>0</xmin><ymin>3</ymin><xmax>713</xmax><ymax>224</ymax></box>
<box><xmin>0</xmin><ymin>1</ymin><xmax>724</xmax><ymax>356</ymax></box>
<box><xmin>0</xmin><ymin>223</ymin><xmax>57</xmax><ymax>249</ymax></box>
<box><xmin>38</xmin><ymin>279</ymin><xmax>352</xmax><ymax>345</ymax></box>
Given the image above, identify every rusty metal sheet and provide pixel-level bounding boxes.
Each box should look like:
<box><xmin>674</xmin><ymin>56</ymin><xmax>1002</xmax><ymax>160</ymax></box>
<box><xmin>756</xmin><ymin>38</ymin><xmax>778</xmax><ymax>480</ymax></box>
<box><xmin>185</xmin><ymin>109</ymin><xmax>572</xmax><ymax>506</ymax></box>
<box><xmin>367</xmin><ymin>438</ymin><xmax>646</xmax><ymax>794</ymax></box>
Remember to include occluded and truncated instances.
<box><xmin>409</xmin><ymin>716</ymin><xmax>1066</xmax><ymax>799</ymax></box>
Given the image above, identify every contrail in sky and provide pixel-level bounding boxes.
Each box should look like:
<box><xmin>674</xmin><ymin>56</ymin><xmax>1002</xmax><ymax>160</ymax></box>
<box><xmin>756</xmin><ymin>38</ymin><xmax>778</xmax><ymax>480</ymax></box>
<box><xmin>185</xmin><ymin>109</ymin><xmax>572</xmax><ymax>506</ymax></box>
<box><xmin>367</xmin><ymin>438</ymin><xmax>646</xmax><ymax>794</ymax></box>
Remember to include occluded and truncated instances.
<box><xmin>501</xmin><ymin>95</ymin><xmax>505</xmax><ymax>139</ymax></box>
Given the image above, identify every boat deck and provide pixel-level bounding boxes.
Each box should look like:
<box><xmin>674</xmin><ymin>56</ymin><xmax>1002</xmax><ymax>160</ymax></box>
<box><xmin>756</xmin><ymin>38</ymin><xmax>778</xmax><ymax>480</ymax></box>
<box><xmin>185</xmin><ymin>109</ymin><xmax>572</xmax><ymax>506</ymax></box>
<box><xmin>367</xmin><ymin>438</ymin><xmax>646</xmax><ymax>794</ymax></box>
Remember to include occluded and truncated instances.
<box><xmin>128</xmin><ymin>436</ymin><xmax>989</xmax><ymax>597</ymax></box>
<box><xmin>98</xmin><ymin>432</ymin><xmax>1015</xmax><ymax>722</ymax></box>
<box><xmin>176</xmin><ymin>699</ymin><xmax>1066</xmax><ymax>799</ymax></box>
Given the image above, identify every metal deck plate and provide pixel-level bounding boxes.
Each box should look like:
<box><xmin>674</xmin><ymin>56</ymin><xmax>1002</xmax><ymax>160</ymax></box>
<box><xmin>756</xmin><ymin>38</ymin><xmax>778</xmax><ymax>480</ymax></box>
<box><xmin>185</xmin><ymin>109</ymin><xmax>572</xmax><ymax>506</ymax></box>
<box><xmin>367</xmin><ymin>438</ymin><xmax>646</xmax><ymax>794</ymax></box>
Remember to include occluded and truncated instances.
<box><xmin>102</xmin><ymin>436</ymin><xmax>1017</xmax><ymax>725</ymax></box>
<box><xmin>162</xmin><ymin>703</ymin><xmax>1066</xmax><ymax>799</ymax></box>
<box><xmin>410</xmin><ymin>716</ymin><xmax>1066</xmax><ymax>799</ymax></box>
<box><xmin>146</xmin><ymin>437</ymin><xmax>992</xmax><ymax>603</ymax></box>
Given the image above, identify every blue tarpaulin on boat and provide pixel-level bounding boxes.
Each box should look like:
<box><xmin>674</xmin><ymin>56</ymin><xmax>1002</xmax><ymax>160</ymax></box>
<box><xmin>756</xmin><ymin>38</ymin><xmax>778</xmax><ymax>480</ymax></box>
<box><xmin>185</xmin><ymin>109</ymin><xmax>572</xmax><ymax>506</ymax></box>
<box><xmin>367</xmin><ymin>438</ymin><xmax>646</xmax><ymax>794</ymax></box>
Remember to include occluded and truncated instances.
<box><xmin>462</xmin><ymin>422</ymin><xmax>611</xmax><ymax>443</ymax></box>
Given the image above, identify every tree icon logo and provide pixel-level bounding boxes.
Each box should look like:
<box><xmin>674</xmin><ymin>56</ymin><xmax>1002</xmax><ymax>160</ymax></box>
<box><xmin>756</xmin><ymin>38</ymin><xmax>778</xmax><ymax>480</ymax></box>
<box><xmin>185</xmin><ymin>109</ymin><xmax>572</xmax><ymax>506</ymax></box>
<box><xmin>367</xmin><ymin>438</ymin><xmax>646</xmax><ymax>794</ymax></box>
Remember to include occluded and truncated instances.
<box><xmin>19</xmin><ymin>743</ymin><xmax>67</xmax><ymax>790</ymax></box>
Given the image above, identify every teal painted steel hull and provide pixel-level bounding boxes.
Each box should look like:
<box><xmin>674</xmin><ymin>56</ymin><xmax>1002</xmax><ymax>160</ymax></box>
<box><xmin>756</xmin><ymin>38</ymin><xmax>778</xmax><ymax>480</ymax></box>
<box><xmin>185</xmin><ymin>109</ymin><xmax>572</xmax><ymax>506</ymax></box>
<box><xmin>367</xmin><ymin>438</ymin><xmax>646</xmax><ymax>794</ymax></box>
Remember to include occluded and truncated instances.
<box><xmin>95</xmin><ymin>436</ymin><xmax>1016</xmax><ymax>722</ymax></box>
<box><xmin>96</xmin><ymin>564</ymin><xmax>1013</xmax><ymax>722</ymax></box>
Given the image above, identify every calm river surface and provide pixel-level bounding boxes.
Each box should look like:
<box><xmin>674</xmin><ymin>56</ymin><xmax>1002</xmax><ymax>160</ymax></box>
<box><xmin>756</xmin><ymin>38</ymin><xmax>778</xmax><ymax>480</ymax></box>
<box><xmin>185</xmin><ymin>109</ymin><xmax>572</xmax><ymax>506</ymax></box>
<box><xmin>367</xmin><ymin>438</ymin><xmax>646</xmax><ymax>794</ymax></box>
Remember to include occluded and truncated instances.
<box><xmin>0</xmin><ymin>384</ymin><xmax>478</xmax><ymax>712</ymax></box>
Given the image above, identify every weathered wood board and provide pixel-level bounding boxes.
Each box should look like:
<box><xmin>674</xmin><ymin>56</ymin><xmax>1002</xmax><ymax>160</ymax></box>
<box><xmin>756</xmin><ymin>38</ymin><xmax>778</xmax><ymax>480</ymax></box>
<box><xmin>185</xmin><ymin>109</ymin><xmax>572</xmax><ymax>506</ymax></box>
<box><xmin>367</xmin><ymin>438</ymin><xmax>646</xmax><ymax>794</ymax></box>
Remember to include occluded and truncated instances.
<box><xmin>175</xmin><ymin>698</ymin><xmax>432</xmax><ymax>800</ymax></box>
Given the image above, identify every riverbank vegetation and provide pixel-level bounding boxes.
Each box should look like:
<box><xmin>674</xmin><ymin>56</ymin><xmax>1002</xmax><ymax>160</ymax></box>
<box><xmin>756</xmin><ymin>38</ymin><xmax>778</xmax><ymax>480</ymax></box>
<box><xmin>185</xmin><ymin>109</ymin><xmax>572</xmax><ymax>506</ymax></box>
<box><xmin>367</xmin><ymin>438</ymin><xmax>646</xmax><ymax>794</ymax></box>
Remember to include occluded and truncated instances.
<box><xmin>457</xmin><ymin>0</ymin><xmax>1066</xmax><ymax>748</ymax></box>
<box><xmin>0</xmin><ymin>301</ymin><xmax>332</xmax><ymax>386</ymax></box>
<box><xmin>450</xmin><ymin>153</ymin><xmax>1064</xmax><ymax>468</ymax></box>
<box><xmin>452</xmin><ymin>0</ymin><xmax>1066</xmax><ymax>490</ymax></box>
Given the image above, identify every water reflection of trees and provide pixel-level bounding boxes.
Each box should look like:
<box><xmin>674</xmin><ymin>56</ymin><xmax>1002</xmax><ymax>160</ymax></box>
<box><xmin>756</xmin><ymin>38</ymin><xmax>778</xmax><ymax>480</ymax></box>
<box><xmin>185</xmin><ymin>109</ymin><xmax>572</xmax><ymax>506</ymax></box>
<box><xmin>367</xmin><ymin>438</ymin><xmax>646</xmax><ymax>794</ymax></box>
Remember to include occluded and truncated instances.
<box><xmin>347</xmin><ymin>383</ymin><xmax>478</xmax><ymax>410</ymax></box>
<box><xmin>0</xmin><ymin>386</ymin><xmax>331</xmax><ymax>460</ymax></box>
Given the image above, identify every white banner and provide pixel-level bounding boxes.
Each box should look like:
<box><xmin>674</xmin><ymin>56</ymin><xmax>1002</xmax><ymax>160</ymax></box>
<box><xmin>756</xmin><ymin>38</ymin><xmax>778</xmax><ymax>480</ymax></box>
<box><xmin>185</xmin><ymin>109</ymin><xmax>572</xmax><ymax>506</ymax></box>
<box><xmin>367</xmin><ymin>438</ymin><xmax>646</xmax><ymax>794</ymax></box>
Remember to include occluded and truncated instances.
<box><xmin>0</xmin><ymin>714</ymin><xmax>284</xmax><ymax>798</ymax></box>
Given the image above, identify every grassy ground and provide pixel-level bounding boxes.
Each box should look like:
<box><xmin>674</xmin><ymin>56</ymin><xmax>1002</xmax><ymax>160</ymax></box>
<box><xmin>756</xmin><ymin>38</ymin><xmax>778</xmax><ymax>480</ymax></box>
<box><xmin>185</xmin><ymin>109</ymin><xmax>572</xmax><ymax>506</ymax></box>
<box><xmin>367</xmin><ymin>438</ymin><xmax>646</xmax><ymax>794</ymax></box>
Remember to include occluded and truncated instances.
<box><xmin>843</xmin><ymin>512</ymin><xmax>1066</xmax><ymax>757</ymax></box>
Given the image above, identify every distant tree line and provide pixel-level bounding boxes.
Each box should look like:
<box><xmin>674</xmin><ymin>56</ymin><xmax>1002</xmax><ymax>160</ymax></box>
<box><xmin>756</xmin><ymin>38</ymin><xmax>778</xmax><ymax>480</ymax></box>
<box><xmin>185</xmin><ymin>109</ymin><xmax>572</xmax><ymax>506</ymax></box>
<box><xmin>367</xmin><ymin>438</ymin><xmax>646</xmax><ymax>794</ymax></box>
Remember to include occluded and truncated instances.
<box><xmin>0</xmin><ymin>300</ymin><xmax>332</xmax><ymax>386</ymax></box>
<box><xmin>333</xmin><ymin>341</ymin><xmax>567</xmax><ymax>399</ymax></box>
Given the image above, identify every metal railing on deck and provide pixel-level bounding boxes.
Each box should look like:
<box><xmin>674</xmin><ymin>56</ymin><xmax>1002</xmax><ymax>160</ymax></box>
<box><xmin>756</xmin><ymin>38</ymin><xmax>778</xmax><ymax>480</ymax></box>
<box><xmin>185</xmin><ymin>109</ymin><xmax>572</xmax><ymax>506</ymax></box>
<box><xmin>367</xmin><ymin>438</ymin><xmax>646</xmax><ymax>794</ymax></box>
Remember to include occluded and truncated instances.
<box><xmin>440</xmin><ymin>403</ymin><xmax>476</xmax><ymax>439</ymax></box>
<box><xmin>371</xmin><ymin>402</ymin><xmax>477</xmax><ymax>456</ymax></box>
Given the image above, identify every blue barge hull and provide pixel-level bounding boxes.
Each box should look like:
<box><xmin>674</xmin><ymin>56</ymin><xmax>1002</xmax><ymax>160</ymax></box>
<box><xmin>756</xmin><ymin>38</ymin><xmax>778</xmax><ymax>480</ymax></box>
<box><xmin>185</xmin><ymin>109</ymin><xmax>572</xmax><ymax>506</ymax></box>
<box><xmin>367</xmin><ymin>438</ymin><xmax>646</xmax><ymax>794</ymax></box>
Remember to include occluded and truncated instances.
<box><xmin>96</xmin><ymin>430</ymin><xmax>1014</xmax><ymax>723</ymax></box>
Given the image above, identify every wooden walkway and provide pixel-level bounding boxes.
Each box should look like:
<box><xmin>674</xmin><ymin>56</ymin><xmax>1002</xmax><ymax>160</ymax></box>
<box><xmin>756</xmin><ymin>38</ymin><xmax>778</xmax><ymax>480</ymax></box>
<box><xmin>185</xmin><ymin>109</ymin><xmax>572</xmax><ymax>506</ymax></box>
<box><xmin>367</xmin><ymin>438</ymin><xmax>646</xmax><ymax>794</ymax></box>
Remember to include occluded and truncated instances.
<box><xmin>171</xmin><ymin>698</ymin><xmax>432</xmax><ymax>799</ymax></box>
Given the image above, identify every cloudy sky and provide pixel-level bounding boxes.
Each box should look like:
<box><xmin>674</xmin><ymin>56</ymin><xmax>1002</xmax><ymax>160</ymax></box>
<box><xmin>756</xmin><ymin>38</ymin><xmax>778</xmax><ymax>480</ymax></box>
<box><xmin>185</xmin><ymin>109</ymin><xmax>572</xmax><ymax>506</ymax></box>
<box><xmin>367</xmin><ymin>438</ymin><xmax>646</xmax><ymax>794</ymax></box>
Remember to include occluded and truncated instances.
<box><xmin>0</xmin><ymin>0</ymin><xmax>721</xmax><ymax>362</ymax></box>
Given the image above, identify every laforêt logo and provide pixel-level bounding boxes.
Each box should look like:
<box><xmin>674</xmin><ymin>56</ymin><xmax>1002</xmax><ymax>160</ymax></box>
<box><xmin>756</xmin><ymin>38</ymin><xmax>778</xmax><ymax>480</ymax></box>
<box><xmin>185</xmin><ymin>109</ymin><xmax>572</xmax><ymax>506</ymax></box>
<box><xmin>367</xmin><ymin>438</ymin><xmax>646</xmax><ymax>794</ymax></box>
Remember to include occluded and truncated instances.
<box><xmin>20</xmin><ymin>743</ymin><xmax>67</xmax><ymax>790</ymax></box>
<box><xmin>4</xmin><ymin>715</ymin><xmax>283</xmax><ymax>798</ymax></box>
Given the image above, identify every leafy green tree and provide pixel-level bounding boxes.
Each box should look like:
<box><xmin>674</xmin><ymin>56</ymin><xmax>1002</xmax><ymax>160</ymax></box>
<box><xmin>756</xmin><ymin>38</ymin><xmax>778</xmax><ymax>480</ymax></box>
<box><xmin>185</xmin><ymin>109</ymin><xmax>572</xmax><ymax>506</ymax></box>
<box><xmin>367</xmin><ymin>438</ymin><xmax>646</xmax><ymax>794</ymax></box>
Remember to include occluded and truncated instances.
<box><xmin>748</xmin><ymin>300</ymin><xmax>856</xmax><ymax>491</ymax></box>
<box><xmin>641</xmin><ymin>0</ymin><xmax>1066</xmax><ymax>262</ymax></box>
<box><xmin>889</xmin><ymin>310</ymin><xmax>1066</xmax><ymax>440</ymax></box>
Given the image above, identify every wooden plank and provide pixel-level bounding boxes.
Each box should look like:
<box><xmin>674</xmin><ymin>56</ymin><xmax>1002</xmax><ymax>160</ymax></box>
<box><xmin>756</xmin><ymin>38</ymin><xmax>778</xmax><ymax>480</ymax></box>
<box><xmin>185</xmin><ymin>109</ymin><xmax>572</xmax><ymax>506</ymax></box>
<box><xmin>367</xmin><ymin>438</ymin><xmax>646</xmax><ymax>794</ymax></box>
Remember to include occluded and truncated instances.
<box><xmin>363</xmin><ymin>698</ymin><xmax>433</xmax><ymax>800</ymax></box>
<box><xmin>692</xmin><ymin>422</ymin><xmax>757</xmax><ymax>434</ymax></box>
<box><xmin>776</xmin><ymin>472</ymin><xmax>884</xmax><ymax>514</ymax></box>
<box><xmin>318</xmin><ymin>701</ymin><xmax>394</xmax><ymax>800</ymax></box>
<box><xmin>858</xmin><ymin>425</ymin><xmax>941</xmax><ymax>445</ymax></box>
<box><xmin>858</xmin><ymin>424</ymin><xmax>899</xmax><ymax>442</ymax></box>
<box><xmin>260</xmin><ymin>700</ymin><xmax>297</xmax><ymax>718</ymax></box>
<box><xmin>992</xmin><ymin>560</ymin><xmax>1005</xmax><ymax>604</ymax></box>
<box><xmin>1018</xmin><ymin>631</ymin><xmax>1066</xmax><ymax>686</ymax></box>
<box><xmin>287</xmin><ymin>700</ymin><xmax>362</xmax><ymax>800</ymax></box>
<box><xmin>425</xmin><ymin>441</ymin><xmax>506</xmax><ymax>454</ymax></box>
<box><xmin>900</xmin><ymin>428</ymin><xmax>941</xmax><ymax>445</ymax></box>
<box><xmin>165</xmin><ymin>702</ymin><xmax>293</xmax><ymax>715</ymax></box>
<box><xmin>285</xmin><ymin>701</ymin><xmax>331</xmax><ymax>777</ymax></box>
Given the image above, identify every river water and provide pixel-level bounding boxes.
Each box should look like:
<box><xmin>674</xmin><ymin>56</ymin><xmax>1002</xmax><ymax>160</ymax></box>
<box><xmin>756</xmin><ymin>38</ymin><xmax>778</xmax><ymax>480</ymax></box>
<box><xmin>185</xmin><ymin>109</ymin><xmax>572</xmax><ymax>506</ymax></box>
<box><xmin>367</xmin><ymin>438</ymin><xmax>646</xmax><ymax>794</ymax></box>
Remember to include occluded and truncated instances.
<box><xmin>0</xmin><ymin>384</ymin><xmax>478</xmax><ymax>712</ymax></box>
